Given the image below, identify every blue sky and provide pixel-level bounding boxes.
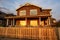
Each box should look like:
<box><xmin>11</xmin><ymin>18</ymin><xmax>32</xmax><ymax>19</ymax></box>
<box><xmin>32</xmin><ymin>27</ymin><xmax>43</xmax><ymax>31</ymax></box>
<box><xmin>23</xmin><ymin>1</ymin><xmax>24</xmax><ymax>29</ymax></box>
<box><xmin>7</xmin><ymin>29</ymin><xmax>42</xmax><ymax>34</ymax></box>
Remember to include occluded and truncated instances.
<box><xmin>0</xmin><ymin>0</ymin><xmax>60</xmax><ymax>20</ymax></box>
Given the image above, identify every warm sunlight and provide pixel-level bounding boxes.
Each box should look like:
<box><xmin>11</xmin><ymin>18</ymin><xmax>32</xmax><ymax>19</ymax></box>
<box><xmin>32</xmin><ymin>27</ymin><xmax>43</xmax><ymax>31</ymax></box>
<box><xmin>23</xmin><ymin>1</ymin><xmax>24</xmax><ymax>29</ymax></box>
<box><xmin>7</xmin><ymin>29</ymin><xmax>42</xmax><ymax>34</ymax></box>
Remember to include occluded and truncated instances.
<box><xmin>30</xmin><ymin>20</ymin><xmax>38</xmax><ymax>26</ymax></box>
<box><xmin>20</xmin><ymin>20</ymin><xmax>26</xmax><ymax>26</ymax></box>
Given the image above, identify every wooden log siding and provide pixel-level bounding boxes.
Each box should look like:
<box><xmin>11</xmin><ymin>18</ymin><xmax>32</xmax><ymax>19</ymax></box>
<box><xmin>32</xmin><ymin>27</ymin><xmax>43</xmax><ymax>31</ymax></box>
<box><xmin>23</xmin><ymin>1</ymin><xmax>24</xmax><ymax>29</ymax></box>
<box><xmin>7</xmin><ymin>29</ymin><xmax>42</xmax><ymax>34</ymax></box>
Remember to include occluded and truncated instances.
<box><xmin>0</xmin><ymin>27</ymin><xmax>57</xmax><ymax>40</ymax></box>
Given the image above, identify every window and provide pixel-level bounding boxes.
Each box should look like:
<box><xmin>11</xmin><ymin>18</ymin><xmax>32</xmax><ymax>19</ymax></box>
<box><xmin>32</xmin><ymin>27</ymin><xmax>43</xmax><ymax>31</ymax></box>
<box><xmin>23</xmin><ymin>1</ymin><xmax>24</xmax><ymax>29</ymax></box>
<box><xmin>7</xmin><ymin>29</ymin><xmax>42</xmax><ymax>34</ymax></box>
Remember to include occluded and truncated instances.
<box><xmin>30</xmin><ymin>20</ymin><xmax>38</xmax><ymax>26</ymax></box>
<box><xmin>20</xmin><ymin>20</ymin><xmax>26</xmax><ymax>26</ymax></box>
<box><xmin>30</xmin><ymin>9</ymin><xmax>37</xmax><ymax>15</ymax></box>
<box><xmin>20</xmin><ymin>10</ymin><xmax>26</xmax><ymax>16</ymax></box>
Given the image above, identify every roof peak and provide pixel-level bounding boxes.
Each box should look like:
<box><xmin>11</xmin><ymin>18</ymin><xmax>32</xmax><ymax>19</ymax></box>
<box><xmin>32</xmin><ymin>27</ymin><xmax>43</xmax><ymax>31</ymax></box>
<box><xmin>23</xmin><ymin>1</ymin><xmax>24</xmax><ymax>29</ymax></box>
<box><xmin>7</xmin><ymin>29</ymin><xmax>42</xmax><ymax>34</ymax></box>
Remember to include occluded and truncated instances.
<box><xmin>16</xmin><ymin>3</ymin><xmax>42</xmax><ymax>11</ymax></box>
<box><xmin>24</xmin><ymin>3</ymin><xmax>32</xmax><ymax>6</ymax></box>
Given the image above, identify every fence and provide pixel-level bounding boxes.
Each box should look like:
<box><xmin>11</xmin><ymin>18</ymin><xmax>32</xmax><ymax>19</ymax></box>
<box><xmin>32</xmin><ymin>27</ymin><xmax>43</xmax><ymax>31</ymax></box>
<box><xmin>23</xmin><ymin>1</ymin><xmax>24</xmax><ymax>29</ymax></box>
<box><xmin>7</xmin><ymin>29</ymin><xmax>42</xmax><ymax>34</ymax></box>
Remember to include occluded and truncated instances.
<box><xmin>0</xmin><ymin>27</ymin><xmax>58</xmax><ymax>40</ymax></box>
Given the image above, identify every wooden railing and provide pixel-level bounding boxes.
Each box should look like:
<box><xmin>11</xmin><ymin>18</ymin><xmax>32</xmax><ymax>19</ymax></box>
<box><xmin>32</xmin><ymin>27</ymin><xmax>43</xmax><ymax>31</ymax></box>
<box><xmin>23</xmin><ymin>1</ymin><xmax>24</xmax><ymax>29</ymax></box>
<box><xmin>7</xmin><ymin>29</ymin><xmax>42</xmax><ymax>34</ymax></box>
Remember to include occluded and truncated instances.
<box><xmin>39</xmin><ymin>12</ymin><xmax>50</xmax><ymax>16</ymax></box>
<box><xmin>0</xmin><ymin>27</ymin><xmax>58</xmax><ymax>40</ymax></box>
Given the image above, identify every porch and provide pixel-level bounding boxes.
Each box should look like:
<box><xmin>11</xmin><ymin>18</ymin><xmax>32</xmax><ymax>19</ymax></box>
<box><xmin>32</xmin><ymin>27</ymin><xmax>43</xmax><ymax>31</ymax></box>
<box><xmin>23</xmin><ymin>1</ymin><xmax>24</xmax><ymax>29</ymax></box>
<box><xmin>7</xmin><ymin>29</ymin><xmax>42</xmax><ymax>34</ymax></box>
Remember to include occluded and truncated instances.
<box><xmin>5</xmin><ymin>16</ymin><xmax>52</xmax><ymax>27</ymax></box>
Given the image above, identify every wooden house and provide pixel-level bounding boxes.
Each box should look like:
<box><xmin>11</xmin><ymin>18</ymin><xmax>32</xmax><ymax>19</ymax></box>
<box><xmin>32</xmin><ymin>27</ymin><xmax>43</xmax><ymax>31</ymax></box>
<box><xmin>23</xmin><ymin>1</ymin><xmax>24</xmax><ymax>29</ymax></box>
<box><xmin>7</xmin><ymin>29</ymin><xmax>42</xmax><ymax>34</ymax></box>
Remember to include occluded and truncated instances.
<box><xmin>5</xmin><ymin>3</ymin><xmax>52</xmax><ymax>27</ymax></box>
<box><xmin>0</xmin><ymin>3</ymin><xmax>58</xmax><ymax>40</ymax></box>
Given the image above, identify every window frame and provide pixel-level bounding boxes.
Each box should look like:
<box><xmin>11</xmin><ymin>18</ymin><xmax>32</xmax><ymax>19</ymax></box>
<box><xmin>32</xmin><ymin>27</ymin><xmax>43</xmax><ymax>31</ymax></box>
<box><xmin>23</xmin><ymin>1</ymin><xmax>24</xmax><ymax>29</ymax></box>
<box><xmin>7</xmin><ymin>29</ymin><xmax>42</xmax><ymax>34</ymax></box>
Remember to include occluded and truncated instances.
<box><xmin>30</xmin><ymin>9</ymin><xmax>37</xmax><ymax>15</ymax></box>
<box><xmin>19</xmin><ymin>10</ymin><xmax>26</xmax><ymax>16</ymax></box>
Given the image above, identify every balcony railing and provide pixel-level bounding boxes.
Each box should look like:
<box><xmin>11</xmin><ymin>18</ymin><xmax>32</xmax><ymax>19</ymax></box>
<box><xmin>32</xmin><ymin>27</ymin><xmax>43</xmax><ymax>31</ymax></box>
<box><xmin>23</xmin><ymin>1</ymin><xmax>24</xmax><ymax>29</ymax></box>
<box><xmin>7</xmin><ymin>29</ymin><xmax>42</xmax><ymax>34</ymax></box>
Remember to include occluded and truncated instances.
<box><xmin>38</xmin><ymin>12</ymin><xmax>50</xmax><ymax>16</ymax></box>
<box><xmin>5</xmin><ymin>12</ymin><xmax>51</xmax><ymax>18</ymax></box>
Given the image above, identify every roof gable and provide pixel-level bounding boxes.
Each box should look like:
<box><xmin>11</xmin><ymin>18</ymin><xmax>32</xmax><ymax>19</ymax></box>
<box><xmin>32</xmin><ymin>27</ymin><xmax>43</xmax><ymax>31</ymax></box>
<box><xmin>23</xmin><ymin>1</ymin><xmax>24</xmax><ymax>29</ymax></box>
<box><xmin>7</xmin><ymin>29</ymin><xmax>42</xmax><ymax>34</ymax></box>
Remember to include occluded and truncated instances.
<box><xmin>16</xmin><ymin>3</ymin><xmax>42</xmax><ymax>11</ymax></box>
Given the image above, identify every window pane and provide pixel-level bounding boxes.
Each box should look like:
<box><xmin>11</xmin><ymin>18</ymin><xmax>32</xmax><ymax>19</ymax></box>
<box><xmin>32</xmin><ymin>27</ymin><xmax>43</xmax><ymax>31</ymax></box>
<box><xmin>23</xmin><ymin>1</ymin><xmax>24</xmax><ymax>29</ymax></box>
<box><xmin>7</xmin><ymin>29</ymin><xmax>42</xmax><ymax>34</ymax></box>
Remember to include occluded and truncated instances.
<box><xmin>30</xmin><ymin>9</ymin><xmax>37</xmax><ymax>15</ymax></box>
<box><xmin>30</xmin><ymin>20</ymin><xmax>38</xmax><ymax>26</ymax></box>
<box><xmin>20</xmin><ymin>10</ymin><xmax>26</xmax><ymax>16</ymax></box>
<box><xmin>20</xmin><ymin>20</ymin><xmax>26</xmax><ymax>26</ymax></box>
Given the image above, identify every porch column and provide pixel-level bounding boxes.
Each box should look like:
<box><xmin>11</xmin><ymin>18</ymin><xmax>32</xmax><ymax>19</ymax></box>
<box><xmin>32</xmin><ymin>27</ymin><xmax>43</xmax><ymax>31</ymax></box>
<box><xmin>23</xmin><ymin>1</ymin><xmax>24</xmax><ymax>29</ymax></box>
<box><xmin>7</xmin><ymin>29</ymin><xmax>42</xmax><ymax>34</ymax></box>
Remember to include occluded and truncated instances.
<box><xmin>39</xmin><ymin>17</ymin><xmax>41</xmax><ymax>26</ymax></box>
<box><xmin>13</xmin><ymin>18</ymin><xmax>15</xmax><ymax>26</ymax></box>
<box><xmin>7</xmin><ymin>19</ymin><xmax>9</xmax><ymax>26</ymax></box>
<box><xmin>47</xmin><ymin>18</ymin><xmax>49</xmax><ymax>26</ymax></box>
<box><xmin>48</xmin><ymin>17</ymin><xmax>51</xmax><ymax>25</ymax></box>
<box><xmin>25</xmin><ymin>18</ymin><xmax>27</xmax><ymax>26</ymax></box>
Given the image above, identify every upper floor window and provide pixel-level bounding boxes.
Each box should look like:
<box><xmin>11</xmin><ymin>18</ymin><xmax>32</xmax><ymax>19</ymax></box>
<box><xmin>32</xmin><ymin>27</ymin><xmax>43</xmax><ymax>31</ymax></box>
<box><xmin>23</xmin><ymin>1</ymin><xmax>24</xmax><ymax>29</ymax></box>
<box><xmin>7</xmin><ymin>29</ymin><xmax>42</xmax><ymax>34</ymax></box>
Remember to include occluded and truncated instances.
<box><xmin>30</xmin><ymin>9</ymin><xmax>37</xmax><ymax>15</ymax></box>
<box><xmin>20</xmin><ymin>10</ymin><xmax>26</xmax><ymax>16</ymax></box>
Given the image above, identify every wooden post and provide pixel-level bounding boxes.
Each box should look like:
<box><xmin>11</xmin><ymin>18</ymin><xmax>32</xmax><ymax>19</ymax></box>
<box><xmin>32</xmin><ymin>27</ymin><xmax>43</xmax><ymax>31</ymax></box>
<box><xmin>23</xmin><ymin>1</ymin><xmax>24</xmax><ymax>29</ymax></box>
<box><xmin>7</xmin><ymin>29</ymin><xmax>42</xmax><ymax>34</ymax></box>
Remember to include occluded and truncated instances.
<box><xmin>48</xmin><ymin>17</ymin><xmax>51</xmax><ymax>25</ymax></box>
<box><xmin>13</xmin><ymin>18</ymin><xmax>15</xmax><ymax>26</ymax></box>
<box><xmin>47</xmin><ymin>18</ymin><xmax>49</xmax><ymax>26</ymax></box>
<box><xmin>7</xmin><ymin>19</ymin><xmax>9</xmax><ymax>26</ymax></box>
<box><xmin>25</xmin><ymin>18</ymin><xmax>27</xmax><ymax>26</ymax></box>
<box><xmin>39</xmin><ymin>17</ymin><xmax>41</xmax><ymax>26</ymax></box>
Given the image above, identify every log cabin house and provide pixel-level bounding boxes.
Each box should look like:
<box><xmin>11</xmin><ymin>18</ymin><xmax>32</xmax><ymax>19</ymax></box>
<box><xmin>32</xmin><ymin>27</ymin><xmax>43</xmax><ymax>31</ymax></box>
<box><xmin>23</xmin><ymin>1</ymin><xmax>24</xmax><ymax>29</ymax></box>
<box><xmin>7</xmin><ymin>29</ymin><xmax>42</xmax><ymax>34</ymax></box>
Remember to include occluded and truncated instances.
<box><xmin>0</xmin><ymin>3</ymin><xmax>58</xmax><ymax>40</ymax></box>
<box><xmin>5</xmin><ymin>3</ymin><xmax>52</xmax><ymax>27</ymax></box>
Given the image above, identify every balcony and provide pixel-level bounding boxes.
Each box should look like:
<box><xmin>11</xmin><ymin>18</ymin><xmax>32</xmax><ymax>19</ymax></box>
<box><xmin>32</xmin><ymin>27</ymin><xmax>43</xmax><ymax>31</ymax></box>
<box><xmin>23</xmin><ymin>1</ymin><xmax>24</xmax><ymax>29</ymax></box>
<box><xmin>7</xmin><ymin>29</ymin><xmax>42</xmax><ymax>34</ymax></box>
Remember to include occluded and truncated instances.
<box><xmin>38</xmin><ymin>12</ymin><xmax>51</xmax><ymax>16</ymax></box>
<box><xmin>5</xmin><ymin>12</ymin><xmax>51</xmax><ymax>19</ymax></box>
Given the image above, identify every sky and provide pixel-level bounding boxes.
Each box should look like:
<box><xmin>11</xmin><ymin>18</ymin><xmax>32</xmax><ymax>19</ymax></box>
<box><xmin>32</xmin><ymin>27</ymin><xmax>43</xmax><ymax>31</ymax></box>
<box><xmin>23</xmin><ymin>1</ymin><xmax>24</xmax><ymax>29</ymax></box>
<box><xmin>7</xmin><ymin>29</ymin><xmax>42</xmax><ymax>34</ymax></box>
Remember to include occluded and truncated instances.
<box><xmin>0</xmin><ymin>0</ymin><xmax>60</xmax><ymax>20</ymax></box>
